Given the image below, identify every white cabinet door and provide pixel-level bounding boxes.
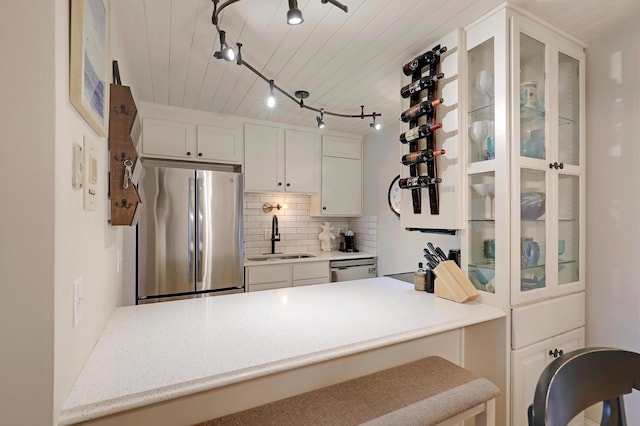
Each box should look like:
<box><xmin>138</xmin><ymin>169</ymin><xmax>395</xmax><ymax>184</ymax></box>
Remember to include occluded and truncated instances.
<box><xmin>142</xmin><ymin>118</ymin><xmax>196</xmax><ymax>159</ymax></box>
<box><xmin>284</xmin><ymin>129</ymin><xmax>321</xmax><ymax>193</ymax></box>
<box><xmin>322</xmin><ymin>135</ymin><xmax>361</xmax><ymax>159</ymax></box>
<box><xmin>292</xmin><ymin>261</ymin><xmax>329</xmax><ymax>285</ymax></box>
<box><xmin>244</xmin><ymin>123</ymin><xmax>285</xmax><ymax>192</ymax></box>
<box><xmin>512</xmin><ymin>338</ymin><xmax>549</xmax><ymax>426</ymax></box>
<box><xmin>197</xmin><ymin>124</ymin><xmax>242</xmax><ymax>164</ymax></box>
<box><xmin>511</xmin><ymin>327</ymin><xmax>584</xmax><ymax>426</ymax></box>
<box><xmin>318</xmin><ymin>156</ymin><xmax>362</xmax><ymax>216</ymax></box>
<box><xmin>245</xmin><ymin>263</ymin><xmax>291</xmax><ymax>292</ymax></box>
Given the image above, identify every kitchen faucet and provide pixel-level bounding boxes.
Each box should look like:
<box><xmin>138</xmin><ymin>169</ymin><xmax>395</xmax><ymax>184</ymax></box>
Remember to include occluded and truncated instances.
<box><xmin>271</xmin><ymin>215</ymin><xmax>280</xmax><ymax>254</ymax></box>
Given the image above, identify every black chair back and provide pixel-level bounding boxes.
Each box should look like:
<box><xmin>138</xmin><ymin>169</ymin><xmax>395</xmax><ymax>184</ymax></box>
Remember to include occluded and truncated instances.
<box><xmin>528</xmin><ymin>347</ymin><xmax>640</xmax><ymax>426</ymax></box>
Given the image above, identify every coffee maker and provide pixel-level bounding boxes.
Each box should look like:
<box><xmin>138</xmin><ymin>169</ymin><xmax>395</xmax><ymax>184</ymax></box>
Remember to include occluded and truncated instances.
<box><xmin>339</xmin><ymin>229</ymin><xmax>358</xmax><ymax>252</ymax></box>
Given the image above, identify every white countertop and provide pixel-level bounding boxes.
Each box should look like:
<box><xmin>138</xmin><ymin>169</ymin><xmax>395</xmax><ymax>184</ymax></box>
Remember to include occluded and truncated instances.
<box><xmin>59</xmin><ymin>277</ymin><xmax>504</xmax><ymax>425</ymax></box>
<box><xmin>243</xmin><ymin>250</ymin><xmax>376</xmax><ymax>266</ymax></box>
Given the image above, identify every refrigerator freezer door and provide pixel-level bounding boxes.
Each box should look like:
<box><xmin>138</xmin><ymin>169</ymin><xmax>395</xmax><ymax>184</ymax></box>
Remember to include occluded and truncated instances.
<box><xmin>196</xmin><ymin>170</ymin><xmax>244</xmax><ymax>291</ymax></box>
<box><xmin>138</xmin><ymin>166</ymin><xmax>196</xmax><ymax>298</ymax></box>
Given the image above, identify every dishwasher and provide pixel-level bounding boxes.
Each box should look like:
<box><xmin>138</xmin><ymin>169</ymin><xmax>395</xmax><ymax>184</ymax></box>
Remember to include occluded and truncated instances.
<box><xmin>330</xmin><ymin>258</ymin><xmax>377</xmax><ymax>282</ymax></box>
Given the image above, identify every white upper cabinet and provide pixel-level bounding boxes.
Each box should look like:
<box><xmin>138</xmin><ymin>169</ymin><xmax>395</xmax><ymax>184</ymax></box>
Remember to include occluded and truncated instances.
<box><xmin>244</xmin><ymin>123</ymin><xmax>285</xmax><ymax>192</ymax></box>
<box><xmin>244</xmin><ymin>123</ymin><xmax>320</xmax><ymax>194</ymax></box>
<box><xmin>310</xmin><ymin>135</ymin><xmax>362</xmax><ymax>217</ymax></box>
<box><xmin>142</xmin><ymin>118</ymin><xmax>196</xmax><ymax>159</ymax></box>
<box><xmin>140</xmin><ymin>104</ymin><xmax>243</xmax><ymax>164</ymax></box>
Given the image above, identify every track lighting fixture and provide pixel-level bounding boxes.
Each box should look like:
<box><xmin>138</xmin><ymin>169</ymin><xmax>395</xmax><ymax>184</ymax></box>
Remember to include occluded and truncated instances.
<box><xmin>267</xmin><ymin>80</ymin><xmax>276</xmax><ymax>108</ymax></box>
<box><xmin>317</xmin><ymin>110</ymin><xmax>326</xmax><ymax>128</ymax></box>
<box><xmin>210</xmin><ymin>0</ymin><xmax>380</xmax><ymax>128</ymax></box>
<box><xmin>287</xmin><ymin>0</ymin><xmax>304</xmax><ymax>25</ymax></box>
<box><xmin>213</xmin><ymin>30</ymin><xmax>235</xmax><ymax>61</ymax></box>
<box><xmin>370</xmin><ymin>113</ymin><xmax>381</xmax><ymax>130</ymax></box>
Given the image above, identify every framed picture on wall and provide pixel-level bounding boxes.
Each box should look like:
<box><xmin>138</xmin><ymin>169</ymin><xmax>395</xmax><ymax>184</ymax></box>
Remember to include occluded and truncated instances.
<box><xmin>70</xmin><ymin>0</ymin><xmax>109</xmax><ymax>137</ymax></box>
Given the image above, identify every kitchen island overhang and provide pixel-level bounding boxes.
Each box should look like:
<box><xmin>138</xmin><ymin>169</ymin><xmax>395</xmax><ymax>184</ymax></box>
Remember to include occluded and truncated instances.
<box><xmin>59</xmin><ymin>277</ymin><xmax>507</xmax><ymax>426</ymax></box>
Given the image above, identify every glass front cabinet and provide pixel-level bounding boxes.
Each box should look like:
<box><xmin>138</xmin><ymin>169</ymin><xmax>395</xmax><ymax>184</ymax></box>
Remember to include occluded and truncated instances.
<box><xmin>463</xmin><ymin>6</ymin><xmax>585</xmax><ymax>425</ymax></box>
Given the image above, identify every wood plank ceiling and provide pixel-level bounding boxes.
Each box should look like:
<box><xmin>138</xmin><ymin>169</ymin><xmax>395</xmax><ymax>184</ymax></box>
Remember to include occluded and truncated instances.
<box><xmin>111</xmin><ymin>0</ymin><xmax>640</xmax><ymax>136</ymax></box>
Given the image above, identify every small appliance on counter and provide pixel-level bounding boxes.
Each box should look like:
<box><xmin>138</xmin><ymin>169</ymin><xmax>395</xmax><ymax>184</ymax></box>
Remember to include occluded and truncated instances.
<box><xmin>339</xmin><ymin>229</ymin><xmax>358</xmax><ymax>252</ymax></box>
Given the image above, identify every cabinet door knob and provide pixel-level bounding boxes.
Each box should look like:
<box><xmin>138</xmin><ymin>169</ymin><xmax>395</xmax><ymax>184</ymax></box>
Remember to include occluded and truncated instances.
<box><xmin>277</xmin><ymin>182</ymin><xmax>282</xmax><ymax>186</ymax></box>
<box><xmin>286</xmin><ymin>183</ymin><xmax>291</xmax><ymax>187</ymax></box>
<box><xmin>322</xmin><ymin>206</ymin><xmax>327</xmax><ymax>210</ymax></box>
<box><xmin>558</xmin><ymin>162</ymin><xmax>564</xmax><ymax>169</ymax></box>
<box><xmin>559</xmin><ymin>349</ymin><xmax>564</xmax><ymax>356</ymax></box>
<box><xmin>186</xmin><ymin>151</ymin><xmax>192</xmax><ymax>156</ymax></box>
<box><xmin>549</xmin><ymin>163</ymin><xmax>554</xmax><ymax>169</ymax></box>
<box><xmin>198</xmin><ymin>152</ymin><xmax>203</xmax><ymax>157</ymax></box>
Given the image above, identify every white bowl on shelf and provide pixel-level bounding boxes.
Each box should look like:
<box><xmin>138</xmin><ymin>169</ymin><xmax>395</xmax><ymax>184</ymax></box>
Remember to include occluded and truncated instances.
<box><xmin>471</xmin><ymin>183</ymin><xmax>495</xmax><ymax>197</ymax></box>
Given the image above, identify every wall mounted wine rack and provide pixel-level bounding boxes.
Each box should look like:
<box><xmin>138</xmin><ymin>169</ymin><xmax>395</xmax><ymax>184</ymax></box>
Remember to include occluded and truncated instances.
<box><xmin>400</xmin><ymin>44</ymin><xmax>447</xmax><ymax>215</ymax></box>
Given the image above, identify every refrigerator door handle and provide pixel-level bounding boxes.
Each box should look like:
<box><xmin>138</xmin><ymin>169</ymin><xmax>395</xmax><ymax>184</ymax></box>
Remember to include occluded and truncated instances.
<box><xmin>188</xmin><ymin>176</ymin><xmax>195</xmax><ymax>285</ymax></box>
<box><xmin>196</xmin><ymin>175</ymin><xmax>205</xmax><ymax>285</ymax></box>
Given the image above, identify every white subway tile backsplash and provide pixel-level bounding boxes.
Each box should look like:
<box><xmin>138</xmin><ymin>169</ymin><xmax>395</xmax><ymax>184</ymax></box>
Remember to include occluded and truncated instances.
<box><xmin>243</xmin><ymin>193</ymin><xmax>377</xmax><ymax>255</ymax></box>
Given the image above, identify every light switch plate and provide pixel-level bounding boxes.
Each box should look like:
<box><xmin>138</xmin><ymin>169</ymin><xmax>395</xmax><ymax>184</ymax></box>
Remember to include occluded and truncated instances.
<box><xmin>72</xmin><ymin>143</ymin><xmax>83</xmax><ymax>189</ymax></box>
<box><xmin>83</xmin><ymin>136</ymin><xmax>98</xmax><ymax>211</ymax></box>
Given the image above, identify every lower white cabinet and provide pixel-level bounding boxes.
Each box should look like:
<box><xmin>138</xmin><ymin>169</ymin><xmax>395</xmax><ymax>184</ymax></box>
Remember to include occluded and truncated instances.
<box><xmin>511</xmin><ymin>327</ymin><xmax>585</xmax><ymax>426</ymax></box>
<box><xmin>245</xmin><ymin>261</ymin><xmax>329</xmax><ymax>292</ymax></box>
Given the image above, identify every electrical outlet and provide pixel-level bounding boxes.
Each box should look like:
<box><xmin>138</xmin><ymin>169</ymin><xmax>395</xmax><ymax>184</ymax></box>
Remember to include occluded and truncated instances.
<box><xmin>73</xmin><ymin>278</ymin><xmax>83</xmax><ymax>326</ymax></box>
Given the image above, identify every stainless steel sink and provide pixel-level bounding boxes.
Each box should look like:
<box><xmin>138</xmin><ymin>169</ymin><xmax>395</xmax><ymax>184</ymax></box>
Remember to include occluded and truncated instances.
<box><xmin>246</xmin><ymin>253</ymin><xmax>315</xmax><ymax>261</ymax></box>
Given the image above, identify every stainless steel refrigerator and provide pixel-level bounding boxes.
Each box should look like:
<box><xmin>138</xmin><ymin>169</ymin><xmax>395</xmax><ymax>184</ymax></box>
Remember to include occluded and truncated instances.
<box><xmin>137</xmin><ymin>160</ymin><xmax>244</xmax><ymax>303</ymax></box>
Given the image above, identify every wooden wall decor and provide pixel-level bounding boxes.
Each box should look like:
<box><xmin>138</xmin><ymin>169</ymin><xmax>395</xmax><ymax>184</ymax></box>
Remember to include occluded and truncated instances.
<box><xmin>108</xmin><ymin>64</ymin><xmax>142</xmax><ymax>226</ymax></box>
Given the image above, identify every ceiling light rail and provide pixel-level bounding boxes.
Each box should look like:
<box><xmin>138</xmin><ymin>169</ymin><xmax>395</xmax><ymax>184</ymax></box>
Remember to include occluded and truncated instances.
<box><xmin>210</xmin><ymin>0</ymin><xmax>381</xmax><ymax>130</ymax></box>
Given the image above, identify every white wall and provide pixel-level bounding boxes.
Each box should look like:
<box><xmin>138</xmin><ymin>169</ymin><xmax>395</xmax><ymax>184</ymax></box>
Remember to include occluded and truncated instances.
<box><xmin>0</xmin><ymin>1</ymin><xmax>55</xmax><ymax>424</ymax></box>
<box><xmin>585</xmin><ymin>17</ymin><xmax>640</xmax><ymax>423</ymax></box>
<box><xmin>53</xmin><ymin>0</ymin><xmax>125</xmax><ymax>422</ymax></box>
<box><xmin>363</xmin><ymin>124</ymin><xmax>459</xmax><ymax>276</ymax></box>
<box><xmin>1</xmin><ymin>1</ymin><xmax>125</xmax><ymax>424</ymax></box>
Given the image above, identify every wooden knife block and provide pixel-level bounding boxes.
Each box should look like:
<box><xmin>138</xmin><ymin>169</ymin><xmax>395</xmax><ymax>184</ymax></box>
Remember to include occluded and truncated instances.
<box><xmin>434</xmin><ymin>260</ymin><xmax>480</xmax><ymax>303</ymax></box>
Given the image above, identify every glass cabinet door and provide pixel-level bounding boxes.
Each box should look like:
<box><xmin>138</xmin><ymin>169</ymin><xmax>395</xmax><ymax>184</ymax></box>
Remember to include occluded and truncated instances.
<box><xmin>520</xmin><ymin>169</ymin><xmax>547</xmax><ymax>292</ymax></box>
<box><xmin>557</xmin><ymin>174</ymin><xmax>579</xmax><ymax>285</ymax></box>
<box><xmin>469</xmin><ymin>172</ymin><xmax>496</xmax><ymax>293</ymax></box>
<box><xmin>557</xmin><ymin>52</ymin><xmax>580</xmax><ymax>167</ymax></box>
<box><xmin>468</xmin><ymin>39</ymin><xmax>495</xmax><ymax>164</ymax></box>
<box><xmin>519</xmin><ymin>34</ymin><xmax>546</xmax><ymax>161</ymax></box>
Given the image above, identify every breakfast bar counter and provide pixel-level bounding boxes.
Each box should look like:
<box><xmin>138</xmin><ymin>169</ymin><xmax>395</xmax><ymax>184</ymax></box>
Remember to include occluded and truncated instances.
<box><xmin>59</xmin><ymin>277</ymin><xmax>507</xmax><ymax>426</ymax></box>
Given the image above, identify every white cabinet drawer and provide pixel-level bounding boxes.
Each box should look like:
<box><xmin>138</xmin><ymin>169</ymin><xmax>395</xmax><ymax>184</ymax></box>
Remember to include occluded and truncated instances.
<box><xmin>293</xmin><ymin>262</ymin><xmax>329</xmax><ymax>281</ymax></box>
<box><xmin>246</xmin><ymin>264</ymin><xmax>291</xmax><ymax>285</ymax></box>
<box><xmin>293</xmin><ymin>277</ymin><xmax>328</xmax><ymax>287</ymax></box>
<box><xmin>512</xmin><ymin>292</ymin><xmax>585</xmax><ymax>349</ymax></box>
<box><xmin>248</xmin><ymin>281</ymin><xmax>291</xmax><ymax>292</ymax></box>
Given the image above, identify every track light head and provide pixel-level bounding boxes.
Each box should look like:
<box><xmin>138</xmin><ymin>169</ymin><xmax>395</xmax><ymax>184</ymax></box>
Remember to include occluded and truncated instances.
<box><xmin>223</xmin><ymin>46</ymin><xmax>236</xmax><ymax>61</ymax></box>
<box><xmin>316</xmin><ymin>110</ymin><xmax>326</xmax><ymax>128</ymax></box>
<box><xmin>370</xmin><ymin>113</ymin><xmax>381</xmax><ymax>130</ymax></box>
<box><xmin>213</xmin><ymin>30</ymin><xmax>236</xmax><ymax>62</ymax></box>
<box><xmin>267</xmin><ymin>80</ymin><xmax>276</xmax><ymax>108</ymax></box>
<box><xmin>287</xmin><ymin>0</ymin><xmax>303</xmax><ymax>25</ymax></box>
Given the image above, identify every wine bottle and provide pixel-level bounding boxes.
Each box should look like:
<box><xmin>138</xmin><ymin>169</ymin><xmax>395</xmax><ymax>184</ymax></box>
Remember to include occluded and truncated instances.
<box><xmin>399</xmin><ymin>176</ymin><xmax>441</xmax><ymax>189</ymax></box>
<box><xmin>400</xmin><ymin>98</ymin><xmax>443</xmax><ymax>122</ymax></box>
<box><xmin>401</xmin><ymin>149</ymin><xmax>446</xmax><ymax>166</ymax></box>
<box><xmin>399</xmin><ymin>123</ymin><xmax>442</xmax><ymax>144</ymax></box>
<box><xmin>402</xmin><ymin>46</ymin><xmax>448</xmax><ymax>76</ymax></box>
<box><xmin>400</xmin><ymin>73</ymin><xmax>444</xmax><ymax>98</ymax></box>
